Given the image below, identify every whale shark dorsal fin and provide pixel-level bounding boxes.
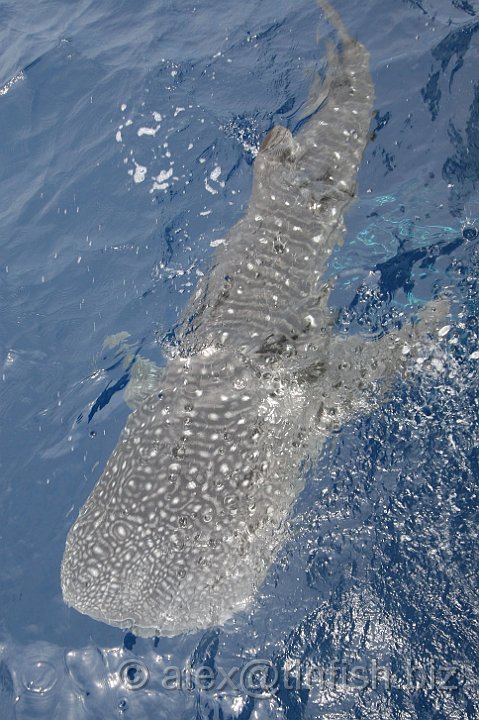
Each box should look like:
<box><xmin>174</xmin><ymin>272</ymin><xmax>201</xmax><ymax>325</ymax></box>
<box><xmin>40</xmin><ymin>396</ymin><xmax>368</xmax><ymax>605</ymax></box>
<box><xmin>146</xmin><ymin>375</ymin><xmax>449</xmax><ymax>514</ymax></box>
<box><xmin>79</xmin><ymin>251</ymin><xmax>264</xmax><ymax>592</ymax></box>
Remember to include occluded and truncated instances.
<box><xmin>258</xmin><ymin>125</ymin><xmax>296</xmax><ymax>163</ymax></box>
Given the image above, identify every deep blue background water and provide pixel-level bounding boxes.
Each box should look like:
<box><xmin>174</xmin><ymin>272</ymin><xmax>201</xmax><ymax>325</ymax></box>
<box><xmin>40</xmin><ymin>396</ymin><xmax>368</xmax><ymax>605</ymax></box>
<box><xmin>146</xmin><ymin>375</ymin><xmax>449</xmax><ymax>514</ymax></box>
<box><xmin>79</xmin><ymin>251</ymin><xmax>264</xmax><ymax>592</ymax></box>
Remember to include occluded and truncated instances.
<box><xmin>1</xmin><ymin>0</ymin><xmax>479</xmax><ymax>717</ymax></box>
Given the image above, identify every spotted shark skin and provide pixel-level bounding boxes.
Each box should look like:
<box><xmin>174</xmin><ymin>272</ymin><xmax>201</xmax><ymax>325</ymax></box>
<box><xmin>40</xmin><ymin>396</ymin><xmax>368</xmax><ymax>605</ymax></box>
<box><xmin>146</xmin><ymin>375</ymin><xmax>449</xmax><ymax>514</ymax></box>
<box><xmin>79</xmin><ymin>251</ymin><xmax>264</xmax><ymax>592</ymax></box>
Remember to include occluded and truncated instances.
<box><xmin>61</xmin><ymin>1</ymin><xmax>447</xmax><ymax>637</ymax></box>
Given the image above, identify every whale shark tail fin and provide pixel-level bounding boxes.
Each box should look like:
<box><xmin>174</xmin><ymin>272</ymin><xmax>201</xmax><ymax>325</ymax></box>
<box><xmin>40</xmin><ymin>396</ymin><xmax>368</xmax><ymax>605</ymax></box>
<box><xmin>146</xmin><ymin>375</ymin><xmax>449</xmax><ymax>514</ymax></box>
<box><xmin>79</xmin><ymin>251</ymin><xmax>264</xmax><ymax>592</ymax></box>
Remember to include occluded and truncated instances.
<box><xmin>296</xmin><ymin>0</ymin><xmax>357</xmax><ymax>127</ymax></box>
<box><xmin>293</xmin><ymin>0</ymin><xmax>374</xmax><ymax>203</ymax></box>
<box><xmin>317</xmin><ymin>0</ymin><xmax>353</xmax><ymax>47</ymax></box>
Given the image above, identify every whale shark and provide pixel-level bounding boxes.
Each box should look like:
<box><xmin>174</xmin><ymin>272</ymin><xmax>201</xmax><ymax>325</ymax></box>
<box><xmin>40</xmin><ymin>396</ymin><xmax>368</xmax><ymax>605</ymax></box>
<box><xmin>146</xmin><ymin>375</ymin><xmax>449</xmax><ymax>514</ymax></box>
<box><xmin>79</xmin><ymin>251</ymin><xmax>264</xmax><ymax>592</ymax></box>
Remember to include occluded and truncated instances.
<box><xmin>61</xmin><ymin>0</ymin><xmax>448</xmax><ymax>637</ymax></box>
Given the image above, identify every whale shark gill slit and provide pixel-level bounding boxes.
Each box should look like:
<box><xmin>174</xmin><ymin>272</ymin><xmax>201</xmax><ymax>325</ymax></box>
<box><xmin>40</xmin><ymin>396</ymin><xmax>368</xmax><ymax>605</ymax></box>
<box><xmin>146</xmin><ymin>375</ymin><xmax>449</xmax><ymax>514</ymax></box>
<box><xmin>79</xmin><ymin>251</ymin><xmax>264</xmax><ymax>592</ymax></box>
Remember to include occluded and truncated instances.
<box><xmin>61</xmin><ymin>1</ymin><xmax>448</xmax><ymax>637</ymax></box>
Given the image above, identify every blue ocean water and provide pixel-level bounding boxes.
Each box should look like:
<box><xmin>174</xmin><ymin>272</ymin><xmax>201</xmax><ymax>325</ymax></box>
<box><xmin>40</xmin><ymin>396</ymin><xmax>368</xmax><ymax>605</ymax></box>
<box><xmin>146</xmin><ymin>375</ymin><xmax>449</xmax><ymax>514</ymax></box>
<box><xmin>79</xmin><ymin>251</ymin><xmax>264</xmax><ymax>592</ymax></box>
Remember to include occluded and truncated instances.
<box><xmin>1</xmin><ymin>0</ymin><xmax>478</xmax><ymax>717</ymax></box>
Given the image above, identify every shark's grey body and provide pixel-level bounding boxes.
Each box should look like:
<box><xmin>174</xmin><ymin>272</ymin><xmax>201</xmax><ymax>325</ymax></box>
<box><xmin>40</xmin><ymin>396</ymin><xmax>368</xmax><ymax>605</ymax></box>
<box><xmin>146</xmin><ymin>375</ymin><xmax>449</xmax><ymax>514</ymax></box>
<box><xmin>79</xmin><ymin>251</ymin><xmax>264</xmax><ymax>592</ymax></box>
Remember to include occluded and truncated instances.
<box><xmin>61</xmin><ymin>1</ymin><xmax>446</xmax><ymax>637</ymax></box>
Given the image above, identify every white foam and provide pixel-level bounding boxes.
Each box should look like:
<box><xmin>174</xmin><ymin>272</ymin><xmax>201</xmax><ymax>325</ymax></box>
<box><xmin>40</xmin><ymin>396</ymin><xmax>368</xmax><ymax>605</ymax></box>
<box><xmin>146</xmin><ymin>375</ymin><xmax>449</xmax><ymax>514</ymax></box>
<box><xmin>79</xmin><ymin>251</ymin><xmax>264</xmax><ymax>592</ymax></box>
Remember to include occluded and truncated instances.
<box><xmin>205</xmin><ymin>179</ymin><xmax>218</xmax><ymax>195</ymax></box>
<box><xmin>131</xmin><ymin>162</ymin><xmax>147</xmax><ymax>183</ymax></box>
<box><xmin>151</xmin><ymin>167</ymin><xmax>174</xmax><ymax>191</ymax></box>
<box><xmin>138</xmin><ymin>124</ymin><xmax>161</xmax><ymax>137</ymax></box>
<box><xmin>0</xmin><ymin>71</ymin><xmax>24</xmax><ymax>96</ymax></box>
<box><xmin>210</xmin><ymin>166</ymin><xmax>222</xmax><ymax>182</ymax></box>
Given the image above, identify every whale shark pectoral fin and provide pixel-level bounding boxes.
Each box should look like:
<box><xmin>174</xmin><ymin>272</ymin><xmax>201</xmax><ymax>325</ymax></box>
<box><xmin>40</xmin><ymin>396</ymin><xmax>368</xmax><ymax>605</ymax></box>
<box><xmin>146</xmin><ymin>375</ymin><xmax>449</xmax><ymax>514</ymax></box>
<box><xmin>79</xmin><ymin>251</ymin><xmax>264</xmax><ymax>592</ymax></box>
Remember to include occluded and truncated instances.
<box><xmin>372</xmin><ymin>296</ymin><xmax>451</xmax><ymax>376</ymax></box>
<box><xmin>314</xmin><ymin>297</ymin><xmax>451</xmax><ymax>431</ymax></box>
<box><xmin>124</xmin><ymin>356</ymin><xmax>166</xmax><ymax>411</ymax></box>
<box><xmin>326</xmin><ymin>297</ymin><xmax>451</xmax><ymax>413</ymax></box>
<box><xmin>101</xmin><ymin>332</ymin><xmax>166</xmax><ymax>411</ymax></box>
<box><xmin>413</xmin><ymin>297</ymin><xmax>450</xmax><ymax>333</ymax></box>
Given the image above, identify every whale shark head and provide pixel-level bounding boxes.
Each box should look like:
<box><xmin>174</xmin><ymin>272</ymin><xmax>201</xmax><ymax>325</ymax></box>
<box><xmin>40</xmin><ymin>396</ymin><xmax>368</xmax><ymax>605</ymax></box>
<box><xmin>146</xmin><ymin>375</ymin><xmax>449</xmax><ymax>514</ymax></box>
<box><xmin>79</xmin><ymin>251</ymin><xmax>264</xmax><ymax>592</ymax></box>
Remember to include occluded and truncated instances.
<box><xmin>61</xmin><ymin>350</ymin><xmax>308</xmax><ymax>636</ymax></box>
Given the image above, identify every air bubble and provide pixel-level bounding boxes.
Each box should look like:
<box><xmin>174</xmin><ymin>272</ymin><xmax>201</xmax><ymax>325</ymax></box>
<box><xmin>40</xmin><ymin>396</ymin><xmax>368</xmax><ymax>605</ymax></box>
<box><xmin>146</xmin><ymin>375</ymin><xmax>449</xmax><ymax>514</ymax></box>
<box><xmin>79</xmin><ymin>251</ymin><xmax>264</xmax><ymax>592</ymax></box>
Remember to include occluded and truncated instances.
<box><xmin>463</xmin><ymin>225</ymin><xmax>478</xmax><ymax>241</ymax></box>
